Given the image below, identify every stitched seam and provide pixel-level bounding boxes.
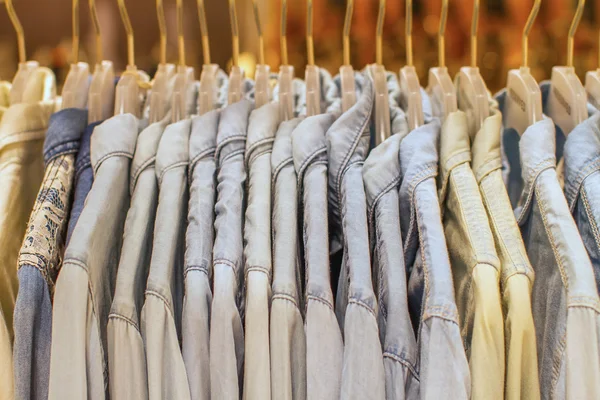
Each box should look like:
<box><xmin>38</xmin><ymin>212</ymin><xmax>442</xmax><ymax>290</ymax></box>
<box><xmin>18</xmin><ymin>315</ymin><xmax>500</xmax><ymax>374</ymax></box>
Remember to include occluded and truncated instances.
<box><xmin>536</xmin><ymin>183</ymin><xmax>569</xmax><ymax>290</ymax></box>
<box><xmin>567</xmin><ymin>155</ymin><xmax>600</xmax><ymax>208</ymax></box>
<box><xmin>348</xmin><ymin>298</ymin><xmax>377</xmax><ymax>319</ymax></box>
<box><xmin>108</xmin><ymin>313</ymin><xmax>141</xmax><ymax>333</ymax></box>
<box><xmin>334</xmin><ymin>105</ymin><xmax>372</xmax><ymax>210</ymax></box>
<box><xmin>247</xmin><ymin>149</ymin><xmax>272</xmax><ymax>166</ymax></box>
<box><xmin>221</xmin><ymin>149</ymin><xmax>245</xmax><ymax>164</ymax></box>
<box><xmin>93</xmin><ymin>151</ymin><xmax>133</xmax><ymax>174</ymax></box>
<box><xmin>297</xmin><ymin>147</ymin><xmax>327</xmax><ymax>179</ymax></box>
<box><xmin>215</xmin><ymin>135</ymin><xmax>246</xmax><ymax>160</ymax></box>
<box><xmin>145</xmin><ymin>290</ymin><xmax>176</xmax><ymax>317</ymax></box>
<box><xmin>307</xmin><ymin>294</ymin><xmax>334</xmax><ymax>311</ymax></box>
<box><xmin>272</xmin><ymin>158</ymin><xmax>294</xmax><ymax>185</ymax></box>
<box><xmin>383</xmin><ymin>352</ymin><xmax>420</xmax><ymax>382</ymax></box>
<box><xmin>245</xmin><ymin>137</ymin><xmax>275</xmax><ymax>164</ymax></box>
<box><xmin>414</xmin><ymin>193</ymin><xmax>432</xmax><ymax>323</ymax></box>
<box><xmin>184</xmin><ymin>265</ymin><xmax>210</xmax><ymax>279</ymax></box>
<box><xmin>517</xmin><ymin>161</ymin><xmax>554</xmax><ymax>224</ymax></box>
<box><xmin>368</xmin><ymin>175</ymin><xmax>402</xmax><ymax>226</ymax></box>
<box><xmin>214</xmin><ymin>258</ymin><xmax>238</xmax><ymax>273</ymax></box>
<box><xmin>581</xmin><ymin>188</ymin><xmax>600</xmax><ymax>254</ymax></box>
<box><xmin>272</xmin><ymin>293</ymin><xmax>299</xmax><ymax>308</ymax></box>
<box><xmin>245</xmin><ymin>265</ymin><xmax>271</xmax><ymax>281</ymax></box>
<box><xmin>45</xmin><ymin>148</ymin><xmax>78</xmax><ymax>164</ymax></box>
<box><xmin>158</xmin><ymin>161</ymin><xmax>188</xmax><ymax>184</ymax></box>
<box><xmin>190</xmin><ymin>147</ymin><xmax>216</xmax><ymax>167</ymax></box>
<box><xmin>130</xmin><ymin>157</ymin><xmax>155</xmax><ymax>192</ymax></box>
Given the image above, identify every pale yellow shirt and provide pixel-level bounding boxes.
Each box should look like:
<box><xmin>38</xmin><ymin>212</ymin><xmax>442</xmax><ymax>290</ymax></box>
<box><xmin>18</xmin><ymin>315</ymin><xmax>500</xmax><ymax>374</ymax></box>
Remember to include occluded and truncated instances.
<box><xmin>0</xmin><ymin>70</ymin><xmax>56</xmax><ymax>400</ymax></box>
<box><xmin>471</xmin><ymin>110</ymin><xmax>540</xmax><ymax>400</ymax></box>
<box><xmin>438</xmin><ymin>110</ymin><xmax>505</xmax><ymax>399</ymax></box>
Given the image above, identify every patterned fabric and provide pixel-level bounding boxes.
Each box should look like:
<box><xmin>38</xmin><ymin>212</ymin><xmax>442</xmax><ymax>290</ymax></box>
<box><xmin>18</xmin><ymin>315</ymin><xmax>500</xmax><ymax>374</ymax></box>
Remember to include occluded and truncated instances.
<box><xmin>18</xmin><ymin>154</ymin><xmax>76</xmax><ymax>291</ymax></box>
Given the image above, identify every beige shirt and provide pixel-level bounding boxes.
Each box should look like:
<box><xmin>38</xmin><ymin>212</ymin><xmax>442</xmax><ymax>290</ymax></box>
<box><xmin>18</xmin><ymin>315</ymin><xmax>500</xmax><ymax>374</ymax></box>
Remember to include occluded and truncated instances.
<box><xmin>438</xmin><ymin>110</ymin><xmax>505</xmax><ymax>399</ymax></box>
<box><xmin>471</xmin><ymin>110</ymin><xmax>540</xmax><ymax>399</ymax></box>
<box><xmin>48</xmin><ymin>114</ymin><xmax>142</xmax><ymax>400</ymax></box>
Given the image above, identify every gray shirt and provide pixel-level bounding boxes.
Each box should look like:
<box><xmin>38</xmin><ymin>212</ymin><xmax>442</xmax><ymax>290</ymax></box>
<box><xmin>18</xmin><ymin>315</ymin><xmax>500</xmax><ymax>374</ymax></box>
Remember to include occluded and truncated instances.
<box><xmin>326</xmin><ymin>72</ymin><xmax>385</xmax><ymax>399</ymax></box>
<box><xmin>210</xmin><ymin>99</ymin><xmax>254</xmax><ymax>399</ymax></box>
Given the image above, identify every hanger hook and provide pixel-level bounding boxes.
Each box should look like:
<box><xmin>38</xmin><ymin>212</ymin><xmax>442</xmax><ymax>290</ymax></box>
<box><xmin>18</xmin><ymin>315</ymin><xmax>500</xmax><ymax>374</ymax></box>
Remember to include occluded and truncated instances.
<box><xmin>252</xmin><ymin>0</ymin><xmax>265</xmax><ymax>65</ymax></box>
<box><xmin>3</xmin><ymin>0</ymin><xmax>26</xmax><ymax>64</ymax></box>
<box><xmin>89</xmin><ymin>0</ymin><xmax>103</xmax><ymax>62</ymax></box>
<box><xmin>438</xmin><ymin>0</ymin><xmax>448</xmax><ymax>67</ymax></box>
<box><xmin>156</xmin><ymin>0</ymin><xmax>166</xmax><ymax>65</ymax></box>
<box><xmin>228</xmin><ymin>0</ymin><xmax>239</xmax><ymax>67</ymax></box>
<box><xmin>306</xmin><ymin>0</ymin><xmax>314</xmax><ymax>66</ymax></box>
<box><xmin>522</xmin><ymin>0</ymin><xmax>540</xmax><ymax>68</ymax></box>
<box><xmin>197</xmin><ymin>0</ymin><xmax>211</xmax><ymax>65</ymax></box>
<box><xmin>117</xmin><ymin>0</ymin><xmax>135</xmax><ymax>67</ymax></box>
<box><xmin>281</xmin><ymin>0</ymin><xmax>288</xmax><ymax>65</ymax></box>
<box><xmin>72</xmin><ymin>0</ymin><xmax>80</xmax><ymax>64</ymax></box>
<box><xmin>406</xmin><ymin>0</ymin><xmax>413</xmax><ymax>66</ymax></box>
<box><xmin>470</xmin><ymin>0</ymin><xmax>480</xmax><ymax>67</ymax></box>
<box><xmin>343</xmin><ymin>0</ymin><xmax>353</xmax><ymax>66</ymax></box>
<box><xmin>567</xmin><ymin>0</ymin><xmax>585</xmax><ymax>67</ymax></box>
<box><xmin>376</xmin><ymin>0</ymin><xmax>385</xmax><ymax>65</ymax></box>
<box><xmin>176</xmin><ymin>0</ymin><xmax>185</xmax><ymax>66</ymax></box>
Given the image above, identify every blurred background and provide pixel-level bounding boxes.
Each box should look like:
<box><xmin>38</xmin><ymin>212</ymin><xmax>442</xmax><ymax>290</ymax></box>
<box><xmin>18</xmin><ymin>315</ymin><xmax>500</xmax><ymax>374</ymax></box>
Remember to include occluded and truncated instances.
<box><xmin>0</xmin><ymin>0</ymin><xmax>598</xmax><ymax>94</ymax></box>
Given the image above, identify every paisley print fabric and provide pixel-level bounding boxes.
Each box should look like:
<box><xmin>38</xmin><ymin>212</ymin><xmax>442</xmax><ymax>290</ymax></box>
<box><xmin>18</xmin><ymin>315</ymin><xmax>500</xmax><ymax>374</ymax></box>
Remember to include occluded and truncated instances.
<box><xmin>18</xmin><ymin>154</ymin><xmax>76</xmax><ymax>290</ymax></box>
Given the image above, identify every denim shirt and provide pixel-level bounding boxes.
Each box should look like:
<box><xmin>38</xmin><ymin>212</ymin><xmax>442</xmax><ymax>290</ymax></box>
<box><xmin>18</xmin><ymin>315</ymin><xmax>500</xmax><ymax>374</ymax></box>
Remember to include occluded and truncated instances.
<box><xmin>66</xmin><ymin>120</ymin><xmax>103</xmax><ymax>244</ymax></box>
<box><xmin>563</xmin><ymin>109</ymin><xmax>600</xmax><ymax>291</ymax></box>
<box><xmin>326</xmin><ymin>72</ymin><xmax>385</xmax><ymax>399</ymax></box>
<box><xmin>182</xmin><ymin>109</ymin><xmax>220</xmax><ymax>400</ymax></box>
<box><xmin>210</xmin><ymin>99</ymin><xmax>254</xmax><ymax>399</ymax></box>
<box><xmin>362</xmin><ymin>74</ymin><xmax>421</xmax><ymax>399</ymax></box>
<box><xmin>270</xmin><ymin>117</ymin><xmax>305</xmax><ymax>399</ymax></box>
<box><xmin>498</xmin><ymin>90</ymin><xmax>600</xmax><ymax>399</ymax></box>
<box><xmin>107</xmin><ymin>118</ymin><xmax>168</xmax><ymax>400</ymax></box>
<box><xmin>13</xmin><ymin>108</ymin><xmax>87</xmax><ymax>400</ymax></box>
<box><xmin>398</xmin><ymin>118</ymin><xmax>470</xmax><ymax>399</ymax></box>
<box><xmin>48</xmin><ymin>114</ymin><xmax>143</xmax><ymax>400</ymax></box>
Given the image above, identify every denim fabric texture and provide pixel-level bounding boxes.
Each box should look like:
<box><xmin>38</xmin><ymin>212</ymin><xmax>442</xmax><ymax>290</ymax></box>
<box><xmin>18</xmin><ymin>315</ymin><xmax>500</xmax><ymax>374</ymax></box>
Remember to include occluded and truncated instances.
<box><xmin>242</xmin><ymin>101</ymin><xmax>280</xmax><ymax>399</ymax></box>
<box><xmin>183</xmin><ymin>109</ymin><xmax>221</xmax><ymax>400</ymax></box>
<box><xmin>210</xmin><ymin>99</ymin><xmax>254</xmax><ymax>399</ymax></box>
<box><xmin>107</xmin><ymin>118</ymin><xmax>169</xmax><ymax>400</ymax></box>
<box><xmin>326</xmin><ymin>72</ymin><xmax>385</xmax><ymax>399</ymax></box>
<box><xmin>498</xmin><ymin>88</ymin><xmax>600</xmax><ymax>399</ymax></box>
<box><xmin>48</xmin><ymin>114</ymin><xmax>143</xmax><ymax>400</ymax></box>
<box><xmin>438</xmin><ymin>110</ymin><xmax>504</xmax><ymax>399</ymax></box>
<box><xmin>292</xmin><ymin>111</ymin><xmax>344</xmax><ymax>400</ymax></box>
<box><xmin>471</xmin><ymin>106</ymin><xmax>540</xmax><ymax>400</ymax></box>
<box><xmin>362</xmin><ymin>74</ymin><xmax>423</xmax><ymax>400</ymax></box>
<box><xmin>66</xmin><ymin>120</ymin><xmax>103</xmax><ymax>244</ymax></box>
<box><xmin>397</xmin><ymin>115</ymin><xmax>470</xmax><ymax>398</ymax></box>
<box><xmin>563</xmin><ymin>106</ymin><xmax>600</xmax><ymax>293</ymax></box>
<box><xmin>141</xmin><ymin>118</ymin><xmax>192</xmax><ymax>400</ymax></box>
<box><xmin>13</xmin><ymin>107</ymin><xmax>87</xmax><ymax>400</ymax></box>
<box><xmin>270</xmin><ymin>117</ymin><xmax>304</xmax><ymax>400</ymax></box>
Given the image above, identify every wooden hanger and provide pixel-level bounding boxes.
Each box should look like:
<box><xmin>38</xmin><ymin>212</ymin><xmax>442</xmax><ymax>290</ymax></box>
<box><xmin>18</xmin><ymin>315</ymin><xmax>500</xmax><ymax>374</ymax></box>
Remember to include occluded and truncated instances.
<box><xmin>368</xmin><ymin>0</ymin><xmax>391</xmax><ymax>144</ymax></box>
<box><xmin>171</xmin><ymin>0</ymin><xmax>195</xmax><ymax>122</ymax></box>
<box><xmin>547</xmin><ymin>0</ymin><xmax>587</xmax><ymax>135</ymax></box>
<box><xmin>197</xmin><ymin>0</ymin><xmax>218</xmax><ymax>115</ymax></box>
<box><xmin>87</xmin><ymin>0</ymin><xmax>115</xmax><ymax>123</ymax></box>
<box><xmin>114</xmin><ymin>0</ymin><xmax>151</xmax><ymax>117</ymax></box>
<box><xmin>61</xmin><ymin>0</ymin><xmax>90</xmax><ymax>110</ymax></box>
<box><xmin>278</xmin><ymin>0</ymin><xmax>293</xmax><ymax>120</ymax></box>
<box><xmin>2</xmin><ymin>0</ymin><xmax>38</xmax><ymax>104</ymax></box>
<box><xmin>504</xmin><ymin>0</ymin><xmax>542</xmax><ymax>135</ymax></box>
<box><xmin>427</xmin><ymin>0</ymin><xmax>456</xmax><ymax>121</ymax></box>
<box><xmin>456</xmin><ymin>0</ymin><xmax>489</xmax><ymax>136</ymax></box>
<box><xmin>339</xmin><ymin>0</ymin><xmax>356</xmax><ymax>112</ymax></box>
<box><xmin>252</xmin><ymin>0</ymin><xmax>270</xmax><ymax>108</ymax></box>
<box><xmin>227</xmin><ymin>0</ymin><xmax>244</xmax><ymax>104</ymax></box>
<box><xmin>586</xmin><ymin>28</ymin><xmax>600</xmax><ymax>110</ymax></box>
<box><xmin>305</xmin><ymin>0</ymin><xmax>320</xmax><ymax>116</ymax></box>
<box><xmin>148</xmin><ymin>0</ymin><xmax>175</xmax><ymax>123</ymax></box>
<box><xmin>399</xmin><ymin>0</ymin><xmax>423</xmax><ymax>130</ymax></box>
